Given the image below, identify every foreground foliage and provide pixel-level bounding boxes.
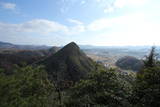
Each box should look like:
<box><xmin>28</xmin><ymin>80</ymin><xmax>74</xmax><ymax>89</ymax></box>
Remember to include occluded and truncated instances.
<box><xmin>0</xmin><ymin>47</ymin><xmax>160</xmax><ymax>107</ymax></box>
<box><xmin>132</xmin><ymin>47</ymin><xmax>160</xmax><ymax>107</ymax></box>
<box><xmin>65</xmin><ymin>69</ymin><xmax>133</xmax><ymax>107</ymax></box>
<box><xmin>0</xmin><ymin>66</ymin><xmax>55</xmax><ymax>107</ymax></box>
<box><xmin>133</xmin><ymin>67</ymin><xmax>160</xmax><ymax>107</ymax></box>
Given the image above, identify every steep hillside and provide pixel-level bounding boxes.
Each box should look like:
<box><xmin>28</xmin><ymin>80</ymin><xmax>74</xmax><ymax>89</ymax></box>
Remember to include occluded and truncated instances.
<box><xmin>39</xmin><ymin>42</ymin><xmax>96</xmax><ymax>83</ymax></box>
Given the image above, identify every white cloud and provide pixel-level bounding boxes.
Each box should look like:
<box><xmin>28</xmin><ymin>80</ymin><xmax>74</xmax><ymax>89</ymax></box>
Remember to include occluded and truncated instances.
<box><xmin>0</xmin><ymin>19</ymin><xmax>68</xmax><ymax>34</ymax></box>
<box><xmin>99</xmin><ymin>0</ymin><xmax>148</xmax><ymax>13</ymax></box>
<box><xmin>114</xmin><ymin>0</ymin><xmax>147</xmax><ymax>8</ymax></box>
<box><xmin>87</xmin><ymin>12</ymin><xmax>160</xmax><ymax>46</ymax></box>
<box><xmin>0</xmin><ymin>2</ymin><xmax>16</xmax><ymax>10</ymax></box>
<box><xmin>68</xmin><ymin>19</ymin><xmax>83</xmax><ymax>25</ymax></box>
<box><xmin>0</xmin><ymin>19</ymin><xmax>86</xmax><ymax>36</ymax></box>
<box><xmin>104</xmin><ymin>6</ymin><xmax>114</xmax><ymax>13</ymax></box>
<box><xmin>67</xmin><ymin>19</ymin><xmax>85</xmax><ymax>34</ymax></box>
<box><xmin>67</xmin><ymin>25</ymin><xmax>85</xmax><ymax>35</ymax></box>
<box><xmin>20</xmin><ymin>19</ymin><xmax>68</xmax><ymax>34</ymax></box>
<box><xmin>114</xmin><ymin>0</ymin><xmax>126</xmax><ymax>8</ymax></box>
<box><xmin>88</xmin><ymin>13</ymin><xmax>148</xmax><ymax>31</ymax></box>
<box><xmin>87</xmin><ymin>18</ymin><xmax>113</xmax><ymax>31</ymax></box>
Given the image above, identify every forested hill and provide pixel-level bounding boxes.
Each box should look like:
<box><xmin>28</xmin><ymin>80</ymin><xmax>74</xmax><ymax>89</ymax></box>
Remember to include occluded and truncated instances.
<box><xmin>38</xmin><ymin>42</ymin><xmax>96</xmax><ymax>83</ymax></box>
<box><xmin>0</xmin><ymin>45</ymin><xmax>59</xmax><ymax>73</ymax></box>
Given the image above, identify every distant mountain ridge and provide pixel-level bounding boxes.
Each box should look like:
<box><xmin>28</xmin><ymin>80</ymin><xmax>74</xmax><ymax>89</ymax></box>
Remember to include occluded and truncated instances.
<box><xmin>0</xmin><ymin>41</ymin><xmax>51</xmax><ymax>50</ymax></box>
<box><xmin>0</xmin><ymin>41</ymin><xmax>15</xmax><ymax>48</ymax></box>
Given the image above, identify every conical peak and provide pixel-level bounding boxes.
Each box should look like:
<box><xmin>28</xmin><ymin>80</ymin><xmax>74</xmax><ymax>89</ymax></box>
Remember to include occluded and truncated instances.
<box><xmin>65</xmin><ymin>42</ymin><xmax>79</xmax><ymax>48</ymax></box>
<box><xmin>62</xmin><ymin>42</ymin><xmax>80</xmax><ymax>51</ymax></box>
<box><xmin>38</xmin><ymin>41</ymin><xmax>95</xmax><ymax>83</ymax></box>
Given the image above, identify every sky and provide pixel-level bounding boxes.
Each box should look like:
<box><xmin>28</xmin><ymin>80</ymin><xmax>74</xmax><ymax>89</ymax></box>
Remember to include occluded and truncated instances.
<box><xmin>0</xmin><ymin>0</ymin><xmax>160</xmax><ymax>46</ymax></box>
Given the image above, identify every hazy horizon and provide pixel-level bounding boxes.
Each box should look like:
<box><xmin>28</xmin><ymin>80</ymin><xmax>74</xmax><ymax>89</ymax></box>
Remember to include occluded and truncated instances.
<box><xmin>1</xmin><ymin>40</ymin><xmax>159</xmax><ymax>47</ymax></box>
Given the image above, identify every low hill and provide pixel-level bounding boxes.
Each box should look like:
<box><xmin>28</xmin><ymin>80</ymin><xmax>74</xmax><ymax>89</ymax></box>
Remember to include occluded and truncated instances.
<box><xmin>116</xmin><ymin>56</ymin><xmax>144</xmax><ymax>71</ymax></box>
<box><xmin>0</xmin><ymin>47</ymin><xmax>59</xmax><ymax>73</ymax></box>
<box><xmin>39</xmin><ymin>42</ymin><xmax>96</xmax><ymax>83</ymax></box>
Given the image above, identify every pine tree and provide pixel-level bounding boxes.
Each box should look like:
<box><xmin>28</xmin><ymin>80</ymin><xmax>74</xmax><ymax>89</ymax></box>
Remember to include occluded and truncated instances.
<box><xmin>133</xmin><ymin>47</ymin><xmax>160</xmax><ymax>107</ymax></box>
<box><xmin>144</xmin><ymin>46</ymin><xmax>158</xmax><ymax>68</ymax></box>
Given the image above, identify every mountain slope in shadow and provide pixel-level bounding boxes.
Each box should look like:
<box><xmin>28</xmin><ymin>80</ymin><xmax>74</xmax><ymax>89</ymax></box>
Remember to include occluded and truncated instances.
<box><xmin>39</xmin><ymin>42</ymin><xmax>96</xmax><ymax>82</ymax></box>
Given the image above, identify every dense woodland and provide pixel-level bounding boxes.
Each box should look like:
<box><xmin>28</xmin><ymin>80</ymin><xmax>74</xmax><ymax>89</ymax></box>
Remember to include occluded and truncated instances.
<box><xmin>0</xmin><ymin>43</ymin><xmax>160</xmax><ymax>107</ymax></box>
